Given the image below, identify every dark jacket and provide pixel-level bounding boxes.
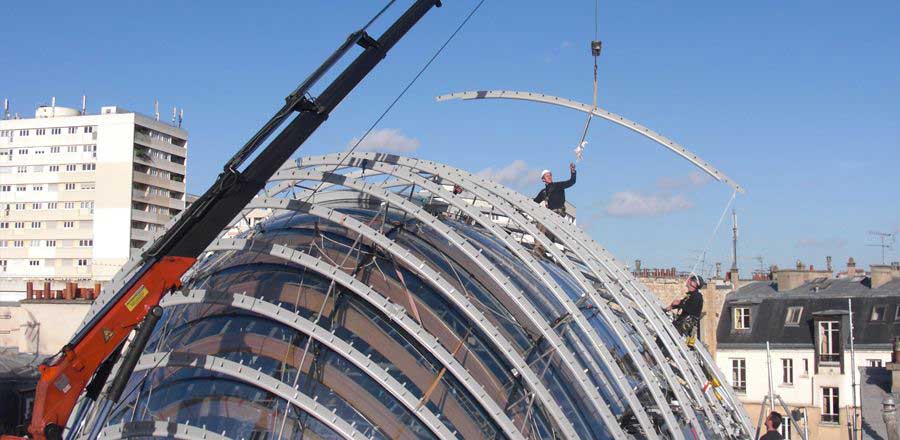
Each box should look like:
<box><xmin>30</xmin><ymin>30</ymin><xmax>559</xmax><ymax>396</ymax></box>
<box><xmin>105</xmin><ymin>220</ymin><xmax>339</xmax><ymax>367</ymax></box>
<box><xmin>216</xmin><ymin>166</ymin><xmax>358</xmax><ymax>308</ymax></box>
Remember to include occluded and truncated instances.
<box><xmin>534</xmin><ymin>171</ymin><xmax>576</xmax><ymax>210</ymax></box>
<box><xmin>759</xmin><ymin>430</ymin><xmax>783</xmax><ymax>440</ymax></box>
<box><xmin>673</xmin><ymin>289</ymin><xmax>703</xmax><ymax>318</ymax></box>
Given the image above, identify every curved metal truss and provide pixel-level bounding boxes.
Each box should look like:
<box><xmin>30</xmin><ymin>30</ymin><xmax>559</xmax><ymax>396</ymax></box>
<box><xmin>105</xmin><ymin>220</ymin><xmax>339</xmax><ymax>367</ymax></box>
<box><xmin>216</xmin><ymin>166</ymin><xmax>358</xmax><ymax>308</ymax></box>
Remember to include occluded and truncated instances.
<box><xmin>83</xmin><ymin>154</ymin><xmax>750</xmax><ymax>439</ymax></box>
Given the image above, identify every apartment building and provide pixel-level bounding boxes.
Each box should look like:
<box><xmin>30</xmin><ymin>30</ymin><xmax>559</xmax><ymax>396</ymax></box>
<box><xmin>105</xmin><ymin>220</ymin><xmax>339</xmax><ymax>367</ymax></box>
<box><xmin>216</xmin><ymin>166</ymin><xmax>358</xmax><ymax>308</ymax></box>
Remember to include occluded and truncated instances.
<box><xmin>716</xmin><ymin>260</ymin><xmax>900</xmax><ymax>440</ymax></box>
<box><xmin>0</xmin><ymin>103</ymin><xmax>188</xmax><ymax>299</ymax></box>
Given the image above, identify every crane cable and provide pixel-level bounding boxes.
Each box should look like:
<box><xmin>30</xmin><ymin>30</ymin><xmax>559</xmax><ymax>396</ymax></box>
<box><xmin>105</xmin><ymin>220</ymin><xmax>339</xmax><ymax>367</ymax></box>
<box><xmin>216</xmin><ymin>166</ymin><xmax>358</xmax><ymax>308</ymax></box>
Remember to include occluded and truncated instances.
<box><xmin>574</xmin><ymin>0</ymin><xmax>601</xmax><ymax>162</ymax></box>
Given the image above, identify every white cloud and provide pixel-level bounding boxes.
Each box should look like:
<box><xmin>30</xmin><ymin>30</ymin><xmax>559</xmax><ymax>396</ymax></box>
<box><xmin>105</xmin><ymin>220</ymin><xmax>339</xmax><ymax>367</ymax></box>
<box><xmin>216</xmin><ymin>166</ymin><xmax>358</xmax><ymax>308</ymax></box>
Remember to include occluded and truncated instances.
<box><xmin>476</xmin><ymin>160</ymin><xmax>542</xmax><ymax>190</ymax></box>
<box><xmin>604</xmin><ymin>191</ymin><xmax>693</xmax><ymax>218</ymax></box>
<box><xmin>657</xmin><ymin>171</ymin><xmax>711</xmax><ymax>191</ymax></box>
<box><xmin>348</xmin><ymin>128</ymin><xmax>420</xmax><ymax>153</ymax></box>
<box><xmin>796</xmin><ymin>238</ymin><xmax>848</xmax><ymax>248</ymax></box>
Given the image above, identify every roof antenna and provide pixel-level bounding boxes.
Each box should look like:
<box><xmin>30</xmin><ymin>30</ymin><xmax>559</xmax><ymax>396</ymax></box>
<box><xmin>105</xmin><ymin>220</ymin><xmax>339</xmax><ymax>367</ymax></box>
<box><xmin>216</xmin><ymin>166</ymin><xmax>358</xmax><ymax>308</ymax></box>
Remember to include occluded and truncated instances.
<box><xmin>3</xmin><ymin>98</ymin><xmax>9</xmax><ymax>120</ymax></box>
<box><xmin>154</xmin><ymin>99</ymin><xmax>160</xmax><ymax>121</ymax></box>
<box><xmin>171</xmin><ymin>106</ymin><xmax>177</xmax><ymax>125</ymax></box>
<box><xmin>51</xmin><ymin>96</ymin><xmax>56</xmax><ymax>117</ymax></box>
<box><xmin>81</xmin><ymin>95</ymin><xmax>87</xmax><ymax>115</ymax></box>
<box><xmin>574</xmin><ymin>0</ymin><xmax>602</xmax><ymax>162</ymax></box>
<box><xmin>178</xmin><ymin>108</ymin><xmax>183</xmax><ymax>128</ymax></box>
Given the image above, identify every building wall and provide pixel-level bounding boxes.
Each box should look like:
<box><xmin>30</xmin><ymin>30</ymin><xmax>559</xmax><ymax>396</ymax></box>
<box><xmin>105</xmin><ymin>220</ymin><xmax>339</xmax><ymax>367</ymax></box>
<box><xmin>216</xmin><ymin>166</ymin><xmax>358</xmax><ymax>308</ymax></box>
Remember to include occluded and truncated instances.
<box><xmin>0</xmin><ymin>301</ymin><xmax>92</xmax><ymax>354</ymax></box>
<box><xmin>717</xmin><ymin>347</ymin><xmax>890</xmax><ymax>439</ymax></box>
<box><xmin>0</xmin><ymin>106</ymin><xmax>188</xmax><ymax>298</ymax></box>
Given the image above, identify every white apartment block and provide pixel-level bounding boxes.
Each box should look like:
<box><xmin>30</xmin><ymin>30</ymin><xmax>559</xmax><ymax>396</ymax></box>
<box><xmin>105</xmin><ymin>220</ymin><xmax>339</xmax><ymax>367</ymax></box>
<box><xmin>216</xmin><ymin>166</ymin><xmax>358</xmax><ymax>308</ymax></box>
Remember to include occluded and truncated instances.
<box><xmin>0</xmin><ymin>104</ymin><xmax>188</xmax><ymax>300</ymax></box>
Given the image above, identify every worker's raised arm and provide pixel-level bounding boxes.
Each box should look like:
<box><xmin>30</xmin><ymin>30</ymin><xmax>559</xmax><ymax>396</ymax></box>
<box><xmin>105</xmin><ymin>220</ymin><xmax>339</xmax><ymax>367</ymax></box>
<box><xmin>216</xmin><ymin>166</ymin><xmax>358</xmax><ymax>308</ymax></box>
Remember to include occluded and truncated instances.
<box><xmin>534</xmin><ymin>188</ymin><xmax>547</xmax><ymax>204</ymax></box>
<box><xmin>558</xmin><ymin>163</ymin><xmax>577</xmax><ymax>189</ymax></box>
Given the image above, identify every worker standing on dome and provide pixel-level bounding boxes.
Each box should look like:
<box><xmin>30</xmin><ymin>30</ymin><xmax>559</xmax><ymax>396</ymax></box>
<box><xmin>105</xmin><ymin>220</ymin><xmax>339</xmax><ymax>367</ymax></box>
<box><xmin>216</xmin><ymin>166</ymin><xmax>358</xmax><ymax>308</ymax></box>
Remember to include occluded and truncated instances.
<box><xmin>534</xmin><ymin>162</ymin><xmax>577</xmax><ymax>217</ymax></box>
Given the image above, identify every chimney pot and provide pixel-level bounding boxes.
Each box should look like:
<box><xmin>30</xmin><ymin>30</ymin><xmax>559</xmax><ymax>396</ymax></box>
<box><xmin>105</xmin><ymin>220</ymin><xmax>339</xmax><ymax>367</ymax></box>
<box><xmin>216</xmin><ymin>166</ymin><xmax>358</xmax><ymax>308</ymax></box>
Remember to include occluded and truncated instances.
<box><xmin>26</xmin><ymin>282</ymin><xmax>34</xmax><ymax>300</ymax></box>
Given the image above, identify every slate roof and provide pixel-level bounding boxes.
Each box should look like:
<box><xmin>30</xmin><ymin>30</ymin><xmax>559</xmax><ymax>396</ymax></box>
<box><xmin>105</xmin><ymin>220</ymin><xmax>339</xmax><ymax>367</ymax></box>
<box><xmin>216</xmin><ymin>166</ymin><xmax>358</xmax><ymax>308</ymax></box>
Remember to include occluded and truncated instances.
<box><xmin>0</xmin><ymin>348</ymin><xmax>42</xmax><ymax>381</ymax></box>
<box><xmin>718</xmin><ymin>277</ymin><xmax>900</xmax><ymax>349</ymax></box>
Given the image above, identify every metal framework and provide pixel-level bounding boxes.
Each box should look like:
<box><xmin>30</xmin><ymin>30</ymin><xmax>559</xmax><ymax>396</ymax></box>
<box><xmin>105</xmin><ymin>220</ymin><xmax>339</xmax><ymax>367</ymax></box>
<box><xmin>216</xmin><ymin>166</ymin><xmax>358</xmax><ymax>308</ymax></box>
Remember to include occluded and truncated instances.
<box><xmin>84</xmin><ymin>154</ymin><xmax>751</xmax><ymax>439</ymax></box>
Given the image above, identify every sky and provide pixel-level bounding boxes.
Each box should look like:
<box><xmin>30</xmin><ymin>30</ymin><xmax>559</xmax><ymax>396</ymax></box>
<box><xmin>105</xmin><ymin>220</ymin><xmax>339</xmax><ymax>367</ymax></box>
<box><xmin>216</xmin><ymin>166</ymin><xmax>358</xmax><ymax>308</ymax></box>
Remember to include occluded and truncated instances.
<box><xmin>2</xmin><ymin>1</ymin><xmax>899</xmax><ymax>275</ymax></box>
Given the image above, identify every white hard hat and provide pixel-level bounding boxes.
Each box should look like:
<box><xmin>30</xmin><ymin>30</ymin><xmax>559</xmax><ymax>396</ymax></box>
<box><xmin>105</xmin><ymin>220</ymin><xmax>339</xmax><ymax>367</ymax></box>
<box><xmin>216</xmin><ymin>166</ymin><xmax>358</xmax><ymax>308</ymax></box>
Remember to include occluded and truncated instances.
<box><xmin>541</xmin><ymin>169</ymin><xmax>551</xmax><ymax>178</ymax></box>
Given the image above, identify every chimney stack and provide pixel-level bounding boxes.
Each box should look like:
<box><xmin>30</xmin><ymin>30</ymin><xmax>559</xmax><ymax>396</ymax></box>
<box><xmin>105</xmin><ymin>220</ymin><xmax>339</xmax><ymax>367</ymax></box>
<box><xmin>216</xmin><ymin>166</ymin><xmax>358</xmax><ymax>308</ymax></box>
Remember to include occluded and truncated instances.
<box><xmin>848</xmin><ymin>257</ymin><xmax>857</xmax><ymax>276</ymax></box>
<box><xmin>715</xmin><ymin>262</ymin><xmax>722</xmax><ymax>278</ymax></box>
<box><xmin>634</xmin><ymin>259</ymin><xmax>642</xmax><ymax>272</ymax></box>
<box><xmin>827</xmin><ymin>256</ymin><xmax>833</xmax><ymax>272</ymax></box>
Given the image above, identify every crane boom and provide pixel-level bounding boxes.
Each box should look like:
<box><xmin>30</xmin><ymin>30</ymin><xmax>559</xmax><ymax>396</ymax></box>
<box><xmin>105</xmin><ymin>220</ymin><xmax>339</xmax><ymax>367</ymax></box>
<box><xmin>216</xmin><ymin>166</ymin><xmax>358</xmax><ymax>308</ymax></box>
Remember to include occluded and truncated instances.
<box><xmin>7</xmin><ymin>2</ymin><xmax>442</xmax><ymax>438</ymax></box>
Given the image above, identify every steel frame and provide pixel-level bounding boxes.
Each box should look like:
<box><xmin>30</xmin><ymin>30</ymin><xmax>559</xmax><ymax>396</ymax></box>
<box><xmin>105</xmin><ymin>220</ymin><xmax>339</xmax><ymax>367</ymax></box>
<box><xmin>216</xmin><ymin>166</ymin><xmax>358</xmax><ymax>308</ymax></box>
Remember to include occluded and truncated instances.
<box><xmin>158</xmin><ymin>290</ymin><xmax>460</xmax><ymax>439</ymax></box>
<box><xmin>97</xmin><ymin>421</ymin><xmax>231</xmax><ymax>440</ymax></box>
<box><xmin>131</xmin><ymin>352</ymin><xmax>370</xmax><ymax>440</ymax></box>
<box><xmin>277</xmin><ymin>153</ymin><xmax>748</xmax><ymax>437</ymax></box>
<box><xmin>257</xmin><ymin>169</ymin><xmax>642</xmax><ymax>438</ymax></box>
<box><xmin>265</xmin><ymin>165</ymin><xmax>671</xmax><ymax>438</ymax></box>
<box><xmin>204</xmin><ymin>238</ymin><xmax>531</xmax><ymax>440</ymax></box>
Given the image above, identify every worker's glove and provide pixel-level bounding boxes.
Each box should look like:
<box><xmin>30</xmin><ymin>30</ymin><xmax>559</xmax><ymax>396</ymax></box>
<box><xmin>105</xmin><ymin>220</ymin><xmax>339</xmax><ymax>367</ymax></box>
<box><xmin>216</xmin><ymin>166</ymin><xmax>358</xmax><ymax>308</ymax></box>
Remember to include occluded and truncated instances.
<box><xmin>574</xmin><ymin>142</ymin><xmax>586</xmax><ymax>161</ymax></box>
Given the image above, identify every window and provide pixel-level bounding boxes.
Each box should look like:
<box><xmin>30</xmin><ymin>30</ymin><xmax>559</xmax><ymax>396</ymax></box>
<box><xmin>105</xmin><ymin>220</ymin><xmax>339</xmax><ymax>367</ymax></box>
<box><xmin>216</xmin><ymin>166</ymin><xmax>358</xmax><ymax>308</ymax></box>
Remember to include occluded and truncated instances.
<box><xmin>35</xmin><ymin>128</ymin><xmax>46</xmax><ymax>135</ymax></box>
<box><xmin>30</xmin><ymin>222</ymin><xmax>41</xmax><ymax>229</ymax></box>
<box><xmin>14</xmin><ymin>203</ymin><xmax>24</xmax><ymax>210</ymax></box>
<box><xmin>32</xmin><ymin>185</ymin><xmax>43</xmax><ymax>191</ymax></box>
<box><xmin>31</xmin><ymin>203</ymin><xmax>41</xmax><ymax>209</ymax></box>
<box><xmin>51</xmin><ymin>128</ymin><xmax>61</xmax><ymax>135</ymax></box>
<box><xmin>64</xmin><ymin>183</ymin><xmax>76</xmax><ymax>190</ymax></box>
<box><xmin>784</xmin><ymin>306</ymin><xmax>803</xmax><ymax>325</ymax></box>
<box><xmin>871</xmin><ymin>306</ymin><xmax>887</xmax><ymax>321</ymax></box>
<box><xmin>47</xmin><ymin>202</ymin><xmax>57</xmax><ymax>209</ymax></box>
<box><xmin>78</xmin><ymin>239</ymin><xmax>93</xmax><ymax>247</ymax></box>
<box><xmin>68</xmin><ymin>127</ymin><xmax>77</xmax><ymax>134</ymax></box>
<box><xmin>80</xmin><ymin>201</ymin><xmax>93</xmax><ymax>209</ymax></box>
<box><xmin>83</xmin><ymin>145</ymin><xmax>96</xmax><ymax>152</ymax></box>
<box><xmin>818</xmin><ymin>320</ymin><xmax>841</xmax><ymax>364</ymax></box>
<box><xmin>732</xmin><ymin>359</ymin><xmax>746</xmax><ymax>392</ymax></box>
<box><xmin>780</xmin><ymin>417</ymin><xmax>792</xmax><ymax>440</ymax></box>
<box><xmin>14</xmin><ymin>222</ymin><xmax>24</xmax><ymax>228</ymax></box>
<box><xmin>50</xmin><ymin>146</ymin><xmax>60</xmax><ymax>153</ymax></box>
<box><xmin>66</xmin><ymin>164</ymin><xmax>76</xmax><ymax>171</ymax></box>
<box><xmin>81</xmin><ymin>163</ymin><xmax>95</xmax><ymax>171</ymax></box>
<box><xmin>49</xmin><ymin>165</ymin><xmax>59</xmax><ymax>172</ymax></box>
<box><xmin>76</xmin><ymin>259</ymin><xmax>89</xmax><ymax>266</ymax></box>
<box><xmin>29</xmin><ymin>260</ymin><xmax>41</xmax><ymax>266</ymax></box>
<box><xmin>30</xmin><ymin>240</ymin><xmax>41</xmax><ymax>247</ymax></box>
<box><xmin>18</xmin><ymin>148</ymin><xmax>28</xmax><ymax>154</ymax></box>
<box><xmin>64</xmin><ymin>202</ymin><xmax>75</xmax><ymax>209</ymax></box>
<box><xmin>81</xmin><ymin>183</ymin><xmax>95</xmax><ymax>190</ymax></box>
<box><xmin>782</xmin><ymin>359</ymin><xmax>793</xmax><ymax>385</ymax></box>
<box><xmin>16</xmin><ymin>186</ymin><xmax>25</xmax><ymax>192</ymax></box>
<box><xmin>733</xmin><ymin>307</ymin><xmax>751</xmax><ymax>330</ymax></box>
<box><xmin>67</xmin><ymin>146</ymin><xmax>77</xmax><ymax>152</ymax></box>
<box><xmin>17</xmin><ymin>166</ymin><xmax>27</xmax><ymax>173</ymax></box>
<box><xmin>13</xmin><ymin>240</ymin><xmax>24</xmax><ymax>248</ymax></box>
<box><xmin>0</xmin><ymin>222</ymin><xmax>6</xmax><ymax>229</ymax></box>
<box><xmin>34</xmin><ymin>150</ymin><xmax>45</xmax><ymax>155</ymax></box>
<box><xmin>868</xmin><ymin>359</ymin><xmax>884</xmax><ymax>367</ymax></box>
<box><xmin>83</xmin><ymin>126</ymin><xmax>93</xmax><ymax>133</ymax></box>
<box><xmin>0</xmin><ymin>241</ymin><xmax>5</xmax><ymax>248</ymax></box>
<box><xmin>0</xmin><ymin>185</ymin><xmax>9</xmax><ymax>191</ymax></box>
<box><xmin>45</xmin><ymin>240</ymin><xmax>56</xmax><ymax>247</ymax></box>
<box><xmin>822</xmin><ymin>387</ymin><xmax>839</xmax><ymax>424</ymax></box>
<box><xmin>896</xmin><ymin>306</ymin><xmax>900</xmax><ymax>320</ymax></box>
<box><xmin>63</xmin><ymin>221</ymin><xmax>74</xmax><ymax>229</ymax></box>
<box><xmin>19</xmin><ymin>130</ymin><xmax>29</xmax><ymax>136</ymax></box>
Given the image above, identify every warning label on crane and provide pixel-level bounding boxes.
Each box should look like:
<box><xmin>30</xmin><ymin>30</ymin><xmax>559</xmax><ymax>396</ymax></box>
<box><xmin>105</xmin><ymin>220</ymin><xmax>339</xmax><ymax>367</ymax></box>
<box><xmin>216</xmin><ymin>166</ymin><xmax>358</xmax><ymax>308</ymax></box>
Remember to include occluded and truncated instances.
<box><xmin>125</xmin><ymin>285</ymin><xmax>150</xmax><ymax>311</ymax></box>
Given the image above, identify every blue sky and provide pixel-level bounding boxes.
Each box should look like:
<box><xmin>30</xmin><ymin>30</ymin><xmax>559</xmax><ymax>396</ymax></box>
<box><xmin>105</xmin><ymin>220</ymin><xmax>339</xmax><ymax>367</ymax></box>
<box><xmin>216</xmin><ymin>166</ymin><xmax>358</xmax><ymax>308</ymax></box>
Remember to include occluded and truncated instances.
<box><xmin>3</xmin><ymin>1</ymin><xmax>898</xmax><ymax>274</ymax></box>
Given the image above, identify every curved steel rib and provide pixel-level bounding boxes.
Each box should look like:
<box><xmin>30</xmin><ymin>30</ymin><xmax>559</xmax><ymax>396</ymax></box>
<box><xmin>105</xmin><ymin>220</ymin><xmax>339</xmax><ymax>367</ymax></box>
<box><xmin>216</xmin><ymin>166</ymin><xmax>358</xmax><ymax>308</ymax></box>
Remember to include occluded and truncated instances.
<box><xmin>436</xmin><ymin>90</ymin><xmax>744</xmax><ymax>193</ymax></box>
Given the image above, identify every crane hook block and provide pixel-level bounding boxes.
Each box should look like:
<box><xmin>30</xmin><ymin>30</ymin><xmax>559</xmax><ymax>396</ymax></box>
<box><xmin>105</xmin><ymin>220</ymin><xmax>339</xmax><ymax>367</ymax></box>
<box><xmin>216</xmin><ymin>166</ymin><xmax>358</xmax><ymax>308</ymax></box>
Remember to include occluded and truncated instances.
<box><xmin>591</xmin><ymin>40</ymin><xmax>602</xmax><ymax>57</ymax></box>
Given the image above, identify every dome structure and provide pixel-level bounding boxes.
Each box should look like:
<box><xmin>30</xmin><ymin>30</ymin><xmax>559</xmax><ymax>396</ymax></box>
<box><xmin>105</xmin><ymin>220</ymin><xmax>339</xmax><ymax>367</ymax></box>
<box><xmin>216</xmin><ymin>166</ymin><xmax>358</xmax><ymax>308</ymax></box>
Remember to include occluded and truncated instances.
<box><xmin>89</xmin><ymin>153</ymin><xmax>751</xmax><ymax>439</ymax></box>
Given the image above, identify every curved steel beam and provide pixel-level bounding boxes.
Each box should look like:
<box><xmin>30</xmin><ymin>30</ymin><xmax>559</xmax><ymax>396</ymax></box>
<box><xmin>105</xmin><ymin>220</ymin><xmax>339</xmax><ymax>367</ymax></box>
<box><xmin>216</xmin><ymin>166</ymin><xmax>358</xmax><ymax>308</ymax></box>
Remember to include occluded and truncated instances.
<box><xmin>132</xmin><ymin>352</ymin><xmax>369</xmax><ymax>440</ymax></box>
<box><xmin>98</xmin><ymin>421</ymin><xmax>231</xmax><ymax>440</ymax></box>
<box><xmin>436</xmin><ymin>90</ymin><xmax>744</xmax><ymax>193</ymax></box>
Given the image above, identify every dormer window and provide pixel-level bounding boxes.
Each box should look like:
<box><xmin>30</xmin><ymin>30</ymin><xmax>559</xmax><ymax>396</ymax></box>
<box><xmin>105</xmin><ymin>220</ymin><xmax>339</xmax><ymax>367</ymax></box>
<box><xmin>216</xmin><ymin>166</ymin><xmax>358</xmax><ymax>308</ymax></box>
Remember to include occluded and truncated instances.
<box><xmin>733</xmin><ymin>307</ymin><xmax>751</xmax><ymax>330</ymax></box>
<box><xmin>785</xmin><ymin>306</ymin><xmax>803</xmax><ymax>326</ymax></box>
<box><xmin>818</xmin><ymin>320</ymin><xmax>841</xmax><ymax>364</ymax></box>
<box><xmin>871</xmin><ymin>306</ymin><xmax>886</xmax><ymax>321</ymax></box>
